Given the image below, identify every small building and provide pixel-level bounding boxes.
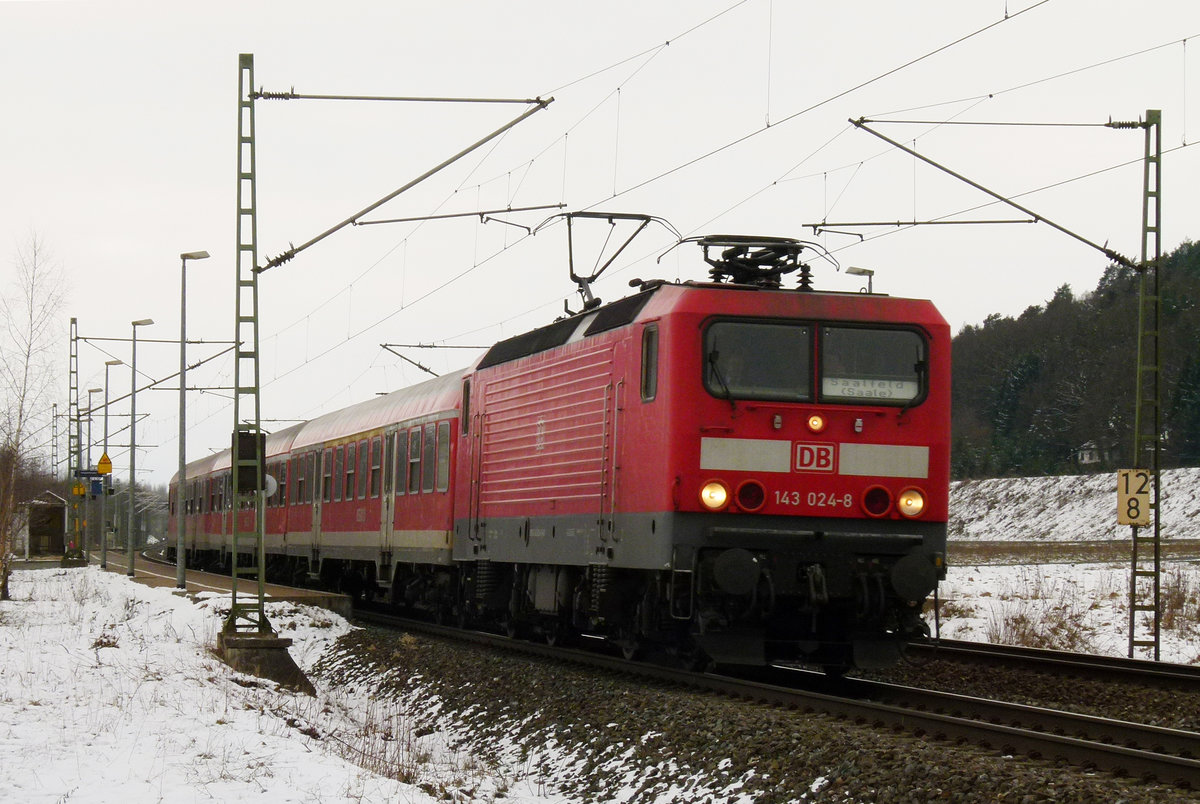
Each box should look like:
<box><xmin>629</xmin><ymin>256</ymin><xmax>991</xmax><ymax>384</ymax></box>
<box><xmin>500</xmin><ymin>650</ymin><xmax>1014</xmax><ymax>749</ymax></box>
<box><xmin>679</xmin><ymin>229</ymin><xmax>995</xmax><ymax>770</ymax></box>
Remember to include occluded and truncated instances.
<box><xmin>1075</xmin><ymin>440</ymin><xmax>1116</xmax><ymax>468</ymax></box>
<box><xmin>18</xmin><ymin>491</ymin><xmax>67</xmax><ymax>557</ymax></box>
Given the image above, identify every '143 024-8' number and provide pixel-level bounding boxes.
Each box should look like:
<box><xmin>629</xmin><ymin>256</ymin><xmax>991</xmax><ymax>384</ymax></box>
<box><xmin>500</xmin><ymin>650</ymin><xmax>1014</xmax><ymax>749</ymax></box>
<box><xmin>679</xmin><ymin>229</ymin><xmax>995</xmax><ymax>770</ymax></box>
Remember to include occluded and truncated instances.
<box><xmin>774</xmin><ymin>490</ymin><xmax>853</xmax><ymax>508</ymax></box>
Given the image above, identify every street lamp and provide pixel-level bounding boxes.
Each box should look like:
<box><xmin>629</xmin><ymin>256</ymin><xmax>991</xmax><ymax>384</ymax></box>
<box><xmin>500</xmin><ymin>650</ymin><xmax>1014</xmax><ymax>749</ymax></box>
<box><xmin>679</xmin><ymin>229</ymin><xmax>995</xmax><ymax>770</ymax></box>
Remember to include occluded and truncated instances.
<box><xmin>86</xmin><ymin>388</ymin><xmax>102</xmax><ymax>557</ymax></box>
<box><xmin>128</xmin><ymin>318</ymin><xmax>154</xmax><ymax>577</ymax></box>
<box><xmin>178</xmin><ymin>250</ymin><xmax>209</xmax><ymax>589</ymax></box>
<box><xmin>846</xmin><ymin>266</ymin><xmax>875</xmax><ymax>294</ymax></box>
<box><xmin>101</xmin><ymin>359</ymin><xmax>122</xmax><ymax>569</ymax></box>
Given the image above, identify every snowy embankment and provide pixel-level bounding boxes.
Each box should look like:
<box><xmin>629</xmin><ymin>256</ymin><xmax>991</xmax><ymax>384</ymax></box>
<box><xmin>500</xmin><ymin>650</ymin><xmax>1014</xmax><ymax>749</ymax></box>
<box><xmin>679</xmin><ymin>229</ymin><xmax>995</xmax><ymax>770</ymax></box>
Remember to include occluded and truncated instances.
<box><xmin>0</xmin><ymin>569</ymin><xmax>566</xmax><ymax>804</ymax></box>
<box><xmin>950</xmin><ymin>466</ymin><xmax>1200</xmax><ymax>541</ymax></box>
<box><xmin>941</xmin><ymin>467</ymin><xmax>1200</xmax><ymax>664</ymax></box>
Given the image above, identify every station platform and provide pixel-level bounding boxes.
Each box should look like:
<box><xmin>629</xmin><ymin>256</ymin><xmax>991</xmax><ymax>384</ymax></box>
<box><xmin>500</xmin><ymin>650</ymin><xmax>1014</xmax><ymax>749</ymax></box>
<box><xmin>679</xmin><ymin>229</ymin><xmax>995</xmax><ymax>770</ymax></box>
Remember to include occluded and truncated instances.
<box><xmin>86</xmin><ymin>551</ymin><xmax>354</xmax><ymax>619</ymax></box>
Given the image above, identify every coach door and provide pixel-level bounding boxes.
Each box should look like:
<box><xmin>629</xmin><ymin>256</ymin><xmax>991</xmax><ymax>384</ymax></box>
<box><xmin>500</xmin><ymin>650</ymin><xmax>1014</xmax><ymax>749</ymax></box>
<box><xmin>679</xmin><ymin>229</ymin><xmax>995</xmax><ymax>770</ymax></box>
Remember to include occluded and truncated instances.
<box><xmin>311</xmin><ymin>449</ymin><xmax>326</xmax><ymax>553</ymax></box>
<box><xmin>380</xmin><ymin>430</ymin><xmax>396</xmax><ymax>552</ymax></box>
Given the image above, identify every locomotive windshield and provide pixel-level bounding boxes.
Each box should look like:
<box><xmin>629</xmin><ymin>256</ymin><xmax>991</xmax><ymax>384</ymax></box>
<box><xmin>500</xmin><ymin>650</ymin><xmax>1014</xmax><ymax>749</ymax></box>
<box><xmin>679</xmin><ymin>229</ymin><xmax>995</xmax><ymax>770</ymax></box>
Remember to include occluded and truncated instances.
<box><xmin>819</xmin><ymin>326</ymin><xmax>925</xmax><ymax>404</ymax></box>
<box><xmin>704</xmin><ymin>321</ymin><xmax>812</xmax><ymax>402</ymax></box>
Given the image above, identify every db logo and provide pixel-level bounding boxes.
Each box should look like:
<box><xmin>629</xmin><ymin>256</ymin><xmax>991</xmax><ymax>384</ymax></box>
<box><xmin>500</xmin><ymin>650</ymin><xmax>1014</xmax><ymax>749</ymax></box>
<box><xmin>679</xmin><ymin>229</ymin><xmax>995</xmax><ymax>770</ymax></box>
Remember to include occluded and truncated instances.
<box><xmin>795</xmin><ymin>443</ymin><xmax>836</xmax><ymax>473</ymax></box>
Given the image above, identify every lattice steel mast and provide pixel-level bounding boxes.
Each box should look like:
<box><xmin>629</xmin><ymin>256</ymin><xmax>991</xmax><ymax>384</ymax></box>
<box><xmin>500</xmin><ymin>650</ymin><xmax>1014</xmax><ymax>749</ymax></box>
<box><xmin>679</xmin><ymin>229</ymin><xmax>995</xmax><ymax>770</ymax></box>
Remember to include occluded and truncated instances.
<box><xmin>224</xmin><ymin>53</ymin><xmax>270</xmax><ymax>636</ymax></box>
<box><xmin>1126</xmin><ymin>109</ymin><xmax>1163</xmax><ymax>660</ymax></box>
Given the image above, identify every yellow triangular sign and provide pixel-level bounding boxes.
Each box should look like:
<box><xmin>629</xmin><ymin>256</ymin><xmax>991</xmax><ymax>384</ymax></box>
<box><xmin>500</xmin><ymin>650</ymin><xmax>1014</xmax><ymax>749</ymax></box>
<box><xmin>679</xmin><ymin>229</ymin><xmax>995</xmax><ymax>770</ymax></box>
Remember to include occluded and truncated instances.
<box><xmin>97</xmin><ymin>453</ymin><xmax>112</xmax><ymax>475</ymax></box>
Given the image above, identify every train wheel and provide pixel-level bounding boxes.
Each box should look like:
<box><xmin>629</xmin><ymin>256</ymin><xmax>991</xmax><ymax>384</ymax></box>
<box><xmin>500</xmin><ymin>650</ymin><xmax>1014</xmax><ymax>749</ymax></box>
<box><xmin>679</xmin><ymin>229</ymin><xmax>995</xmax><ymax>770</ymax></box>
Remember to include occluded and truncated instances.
<box><xmin>542</xmin><ymin>618</ymin><xmax>569</xmax><ymax>646</ymax></box>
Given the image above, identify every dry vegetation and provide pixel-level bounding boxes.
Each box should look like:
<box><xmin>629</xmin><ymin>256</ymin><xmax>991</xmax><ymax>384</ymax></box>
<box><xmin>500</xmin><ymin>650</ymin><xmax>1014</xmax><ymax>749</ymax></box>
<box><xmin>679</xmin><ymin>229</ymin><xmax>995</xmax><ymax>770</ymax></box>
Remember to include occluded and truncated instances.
<box><xmin>943</xmin><ymin>539</ymin><xmax>1200</xmax><ymax>657</ymax></box>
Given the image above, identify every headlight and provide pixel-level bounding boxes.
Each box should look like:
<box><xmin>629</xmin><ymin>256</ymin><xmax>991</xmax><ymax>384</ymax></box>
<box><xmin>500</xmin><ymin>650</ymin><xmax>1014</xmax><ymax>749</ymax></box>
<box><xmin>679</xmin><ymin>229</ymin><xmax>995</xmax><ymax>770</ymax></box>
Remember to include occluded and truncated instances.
<box><xmin>699</xmin><ymin>480</ymin><xmax>730</xmax><ymax>511</ymax></box>
<box><xmin>897</xmin><ymin>487</ymin><xmax>926</xmax><ymax>518</ymax></box>
<box><xmin>807</xmin><ymin>414</ymin><xmax>826</xmax><ymax>433</ymax></box>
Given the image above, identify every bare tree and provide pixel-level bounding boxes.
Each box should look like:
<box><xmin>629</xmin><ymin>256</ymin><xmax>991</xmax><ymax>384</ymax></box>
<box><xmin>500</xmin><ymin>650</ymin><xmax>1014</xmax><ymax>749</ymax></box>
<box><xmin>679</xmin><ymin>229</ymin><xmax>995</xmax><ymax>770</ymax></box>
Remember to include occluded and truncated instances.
<box><xmin>0</xmin><ymin>235</ymin><xmax>65</xmax><ymax>599</ymax></box>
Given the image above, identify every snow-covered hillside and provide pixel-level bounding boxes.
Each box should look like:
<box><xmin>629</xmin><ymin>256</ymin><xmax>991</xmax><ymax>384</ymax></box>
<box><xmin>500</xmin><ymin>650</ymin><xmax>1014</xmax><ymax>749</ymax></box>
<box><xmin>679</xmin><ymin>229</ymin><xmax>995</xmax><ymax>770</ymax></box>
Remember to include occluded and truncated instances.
<box><xmin>951</xmin><ymin>467</ymin><xmax>1200</xmax><ymax>541</ymax></box>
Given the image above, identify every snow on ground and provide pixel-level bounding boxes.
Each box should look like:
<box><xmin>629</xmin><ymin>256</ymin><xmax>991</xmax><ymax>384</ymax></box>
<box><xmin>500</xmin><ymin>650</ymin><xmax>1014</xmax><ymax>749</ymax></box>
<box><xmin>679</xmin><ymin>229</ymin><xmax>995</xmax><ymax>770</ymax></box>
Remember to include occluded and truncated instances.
<box><xmin>1</xmin><ymin>469</ymin><xmax>1198</xmax><ymax>802</ymax></box>
<box><xmin>936</xmin><ymin>561</ymin><xmax>1200</xmax><ymax>665</ymax></box>
<box><xmin>946</xmin><ymin>467</ymin><xmax>1200</xmax><ymax>664</ymax></box>
<box><xmin>0</xmin><ymin>567</ymin><xmax>573</xmax><ymax>804</ymax></box>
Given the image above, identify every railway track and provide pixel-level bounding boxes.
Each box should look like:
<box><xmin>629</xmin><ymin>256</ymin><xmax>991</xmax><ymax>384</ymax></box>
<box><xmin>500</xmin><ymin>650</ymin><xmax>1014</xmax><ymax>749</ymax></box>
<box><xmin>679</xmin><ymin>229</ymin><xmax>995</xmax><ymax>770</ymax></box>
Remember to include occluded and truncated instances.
<box><xmin>908</xmin><ymin>638</ymin><xmax>1200</xmax><ymax>686</ymax></box>
<box><xmin>352</xmin><ymin>608</ymin><xmax>1200</xmax><ymax>790</ymax></box>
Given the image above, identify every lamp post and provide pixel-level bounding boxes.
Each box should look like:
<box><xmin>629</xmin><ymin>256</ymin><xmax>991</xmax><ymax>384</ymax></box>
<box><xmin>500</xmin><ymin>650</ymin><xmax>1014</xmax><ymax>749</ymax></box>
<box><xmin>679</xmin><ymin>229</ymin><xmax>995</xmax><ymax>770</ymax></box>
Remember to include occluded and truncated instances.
<box><xmin>846</xmin><ymin>266</ymin><xmax>875</xmax><ymax>294</ymax></box>
<box><xmin>101</xmin><ymin>359</ymin><xmax>122</xmax><ymax>569</ymax></box>
<box><xmin>86</xmin><ymin>387</ymin><xmax>102</xmax><ymax>557</ymax></box>
<box><xmin>178</xmin><ymin>250</ymin><xmax>210</xmax><ymax>588</ymax></box>
<box><xmin>128</xmin><ymin>318</ymin><xmax>154</xmax><ymax>577</ymax></box>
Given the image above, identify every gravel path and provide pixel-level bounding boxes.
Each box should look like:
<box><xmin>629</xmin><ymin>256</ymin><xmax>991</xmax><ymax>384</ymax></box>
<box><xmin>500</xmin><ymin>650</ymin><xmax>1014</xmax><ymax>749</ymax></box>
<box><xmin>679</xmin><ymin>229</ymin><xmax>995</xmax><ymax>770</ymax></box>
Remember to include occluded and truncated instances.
<box><xmin>310</xmin><ymin>627</ymin><xmax>1199</xmax><ymax>803</ymax></box>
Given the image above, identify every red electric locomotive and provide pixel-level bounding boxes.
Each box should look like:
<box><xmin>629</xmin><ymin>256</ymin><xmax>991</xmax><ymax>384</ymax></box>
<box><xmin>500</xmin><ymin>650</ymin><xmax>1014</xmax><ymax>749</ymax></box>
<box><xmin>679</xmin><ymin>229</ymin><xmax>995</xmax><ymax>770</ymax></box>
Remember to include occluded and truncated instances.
<box><xmin>171</xmin><ymin>233</ymin><xmax>949</xmax><ymax>671</ymax></box>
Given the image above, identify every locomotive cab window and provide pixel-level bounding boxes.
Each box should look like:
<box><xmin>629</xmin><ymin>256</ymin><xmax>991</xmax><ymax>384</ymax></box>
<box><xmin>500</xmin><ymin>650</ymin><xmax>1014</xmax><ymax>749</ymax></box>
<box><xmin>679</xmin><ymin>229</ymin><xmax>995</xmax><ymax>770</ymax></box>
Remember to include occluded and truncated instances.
<box><xmin>703</xmin><ymin>321</ymin><xmax>811</xmax><ymax>402</ymax></box>
<box><xmin>819</xmin><ymin>326</ymin><xmax>927</xmax><ymax>405</ymax></box>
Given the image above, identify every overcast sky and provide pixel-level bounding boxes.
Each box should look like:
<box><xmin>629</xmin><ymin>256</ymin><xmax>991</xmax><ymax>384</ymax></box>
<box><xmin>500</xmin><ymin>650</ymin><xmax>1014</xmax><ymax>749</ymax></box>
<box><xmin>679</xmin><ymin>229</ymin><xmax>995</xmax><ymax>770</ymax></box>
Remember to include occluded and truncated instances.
<box><xmin>3</xmin><ymin>0</ymin><xmax>1199</xmax><ymax>486</ymax></box>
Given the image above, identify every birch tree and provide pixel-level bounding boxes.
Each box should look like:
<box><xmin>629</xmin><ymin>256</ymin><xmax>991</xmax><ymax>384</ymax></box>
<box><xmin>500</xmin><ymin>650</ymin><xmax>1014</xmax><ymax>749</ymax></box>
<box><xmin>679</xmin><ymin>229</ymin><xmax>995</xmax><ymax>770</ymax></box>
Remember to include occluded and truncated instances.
<box><xmin>0</xmin><ymin>235</ymin><xmax>65</xmax><ymax>599</ymax></box>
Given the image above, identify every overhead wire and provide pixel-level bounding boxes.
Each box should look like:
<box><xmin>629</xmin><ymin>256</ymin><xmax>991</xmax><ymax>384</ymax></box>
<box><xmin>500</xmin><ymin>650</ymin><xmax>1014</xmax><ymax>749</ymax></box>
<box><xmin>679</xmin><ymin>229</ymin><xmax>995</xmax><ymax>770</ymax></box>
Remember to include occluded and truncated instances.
<box><xmin>582</xmin><ymin>0</ymin><xmax>1053</xmax><ymax>211</ymax></box>
<box><xmin>869</xmin><ymin>32</ymin><xmax>1199</xmax><ymax>119</ymax></box>
<box><xmin>540</xmin><ymin>0</ymin><xmax>752</xmax><ymax>96</ymax></box>
<box><xmin>822</xmin><ymin>139</ymin><xmax>1200</xmax><ymax>255</ymax></box>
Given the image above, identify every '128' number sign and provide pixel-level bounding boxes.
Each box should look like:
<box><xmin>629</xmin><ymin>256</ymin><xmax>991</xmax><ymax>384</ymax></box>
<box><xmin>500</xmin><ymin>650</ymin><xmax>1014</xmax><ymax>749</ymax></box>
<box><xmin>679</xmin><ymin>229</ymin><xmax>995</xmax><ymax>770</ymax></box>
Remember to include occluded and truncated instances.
<box><xmin>1117</xmin><ymin>469</ymin><xmax>1152</xmax><ymax>527</ymax></box>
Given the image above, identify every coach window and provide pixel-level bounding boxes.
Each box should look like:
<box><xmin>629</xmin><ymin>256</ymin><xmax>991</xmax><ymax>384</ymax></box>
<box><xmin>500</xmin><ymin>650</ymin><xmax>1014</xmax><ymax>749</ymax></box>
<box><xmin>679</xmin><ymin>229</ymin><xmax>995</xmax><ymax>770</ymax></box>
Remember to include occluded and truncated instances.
<box><xmin>355</xmin><ymin>444</ymin><xmax>364</xmax><ymax>501</ymax></box>
<box><xmin>296</xmin><ymin>458</ymin><xmax>306</xmax><ymax>505</ymax></box>
<box><xmin>370</xmin><ymin>437</ymin><xmax>383</xmax><ymax>497</ymax></box>
<box><xmin>335</xmin><ymin>445</ymin><xmax>346</xmax><ymax>501</ymax></box>
<box><xmin>422</xmin><ymin>423</ymin><xmax>437</xmax><ymax>493</ymax></box>
<box><xmin>278</xmin><ymin>462</ymin><xmax>288</xmax><ymax>506</ymax></box>
<box><xmin>641</xmin><ymin>325</ymin><xmax>658</xmax><ymax>402</ymax></box>
<box><xmin>436</xmin><ymin>421</ymin><xmax>451</xmax><ymax>492</ymax></box>
<box><xmin>704</xmin><ymin>321</ymin><xmax>811</xmax><ymax>402</ymax></box>
<box><xmin>407</xmin><ymin>427</ymin><xmax>422</xmax><ymax>493</ymax></box>
<box><xmin>395</xmin><ymin>431</ymin><xmax>408</xmax><ymax>496</ymax></box>
<box><xmin>819</xmin><ymin>326</ymin><xmax>926</xmax><ymax>406</ymax></box>
<box><xmin>323</xmin><ymin>449</ymin><xmax>333</xmax><ymax>503</ymax></box>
